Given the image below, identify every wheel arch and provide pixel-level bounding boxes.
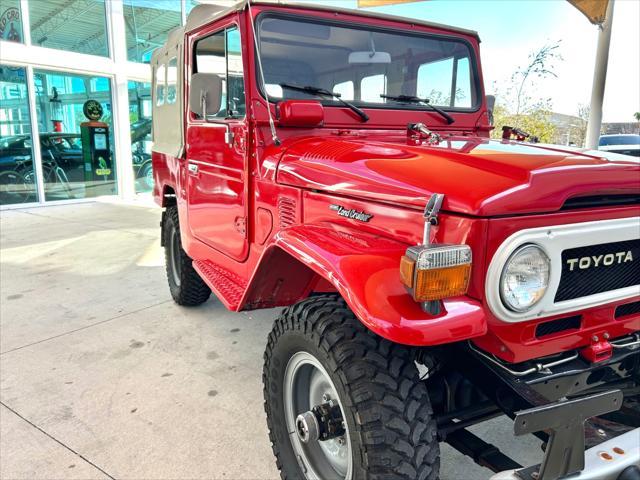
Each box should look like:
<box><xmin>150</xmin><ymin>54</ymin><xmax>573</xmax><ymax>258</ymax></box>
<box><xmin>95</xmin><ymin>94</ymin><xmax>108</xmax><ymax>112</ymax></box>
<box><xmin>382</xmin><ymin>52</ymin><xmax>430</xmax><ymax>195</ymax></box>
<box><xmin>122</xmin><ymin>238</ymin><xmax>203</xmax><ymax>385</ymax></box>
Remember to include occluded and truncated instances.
<box><xmin>161</xmin><ymin>184</ymin><xmax>177</xmax><ymax>207</ymax></box>
<box><xmin>242</xmin><ymin>224</ymin><xmax>487</xmax><ymax>346</ymax></box>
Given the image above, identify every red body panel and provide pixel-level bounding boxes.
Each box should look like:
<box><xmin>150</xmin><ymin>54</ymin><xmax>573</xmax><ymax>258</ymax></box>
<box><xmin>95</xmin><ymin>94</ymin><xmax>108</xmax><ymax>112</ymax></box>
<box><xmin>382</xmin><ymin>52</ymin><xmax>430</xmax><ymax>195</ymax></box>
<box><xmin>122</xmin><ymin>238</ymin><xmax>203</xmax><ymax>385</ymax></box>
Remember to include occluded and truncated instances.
<box><xmin>153</xmin><ymin>4</ymin><xmax>640</xmax><ymax>366</ymax></box>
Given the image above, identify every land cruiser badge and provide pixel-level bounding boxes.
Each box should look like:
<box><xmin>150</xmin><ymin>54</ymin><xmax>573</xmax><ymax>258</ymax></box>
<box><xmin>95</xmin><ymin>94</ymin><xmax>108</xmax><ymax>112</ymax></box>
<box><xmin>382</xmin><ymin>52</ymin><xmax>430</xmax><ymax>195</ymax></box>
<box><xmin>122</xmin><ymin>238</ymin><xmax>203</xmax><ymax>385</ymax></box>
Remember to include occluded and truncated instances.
<box><xmin>329</xmin><ymin>204</ymin><xmax>373</xmax><ymax>222</ymax></box>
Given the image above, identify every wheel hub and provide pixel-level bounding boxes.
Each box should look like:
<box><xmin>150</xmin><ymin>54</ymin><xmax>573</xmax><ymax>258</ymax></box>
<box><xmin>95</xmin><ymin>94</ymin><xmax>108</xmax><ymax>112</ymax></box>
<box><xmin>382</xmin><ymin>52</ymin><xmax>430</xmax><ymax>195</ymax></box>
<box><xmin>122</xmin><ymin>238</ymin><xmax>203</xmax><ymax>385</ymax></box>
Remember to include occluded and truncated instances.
<box><xmin>295</xmin><ymin>401</ymin><xmax>346</xmax><ymax>444</ymax></box>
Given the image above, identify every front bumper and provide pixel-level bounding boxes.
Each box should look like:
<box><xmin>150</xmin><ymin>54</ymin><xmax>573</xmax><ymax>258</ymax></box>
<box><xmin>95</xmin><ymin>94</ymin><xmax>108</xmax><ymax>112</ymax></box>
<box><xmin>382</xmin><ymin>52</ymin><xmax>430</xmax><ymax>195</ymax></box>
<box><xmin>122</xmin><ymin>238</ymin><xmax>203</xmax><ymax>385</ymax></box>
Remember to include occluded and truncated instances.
<box><xmin>490</xmin><ymin>427</ymin><xmax>640</xmax><ymax>480</ymax></box>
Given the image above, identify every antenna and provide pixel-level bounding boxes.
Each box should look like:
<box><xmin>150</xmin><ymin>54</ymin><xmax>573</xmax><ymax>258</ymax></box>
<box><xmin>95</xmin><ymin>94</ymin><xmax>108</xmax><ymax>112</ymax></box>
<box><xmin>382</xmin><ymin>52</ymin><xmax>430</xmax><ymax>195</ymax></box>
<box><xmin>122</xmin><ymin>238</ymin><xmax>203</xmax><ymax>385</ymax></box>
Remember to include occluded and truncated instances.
<box><xmin>246</xmin><ymin>0</ymin><xmax>280</xmax><ymax>146</ymax></box>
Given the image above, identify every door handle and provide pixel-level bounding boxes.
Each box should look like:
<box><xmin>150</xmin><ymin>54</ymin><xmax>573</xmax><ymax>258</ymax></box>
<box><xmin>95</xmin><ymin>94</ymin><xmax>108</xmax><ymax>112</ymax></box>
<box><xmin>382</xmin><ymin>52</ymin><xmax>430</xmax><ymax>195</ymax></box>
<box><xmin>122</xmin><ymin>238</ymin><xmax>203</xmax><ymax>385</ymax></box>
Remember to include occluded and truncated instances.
<box><xmin>188</xmin><ymin>163</ymin><xmax>198</xmax><ymax>175</ymax></box>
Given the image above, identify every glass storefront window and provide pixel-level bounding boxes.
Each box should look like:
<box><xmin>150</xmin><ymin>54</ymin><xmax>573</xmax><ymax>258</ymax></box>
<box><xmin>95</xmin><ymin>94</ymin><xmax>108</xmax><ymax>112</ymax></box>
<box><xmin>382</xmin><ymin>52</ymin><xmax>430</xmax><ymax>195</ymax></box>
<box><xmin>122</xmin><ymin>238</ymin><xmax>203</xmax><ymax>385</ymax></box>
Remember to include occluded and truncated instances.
<box><xmin>28</xmin><ymin>0</ymin><xmax>109</xmax><ymax>57</ymax></box>
<box><xmin>124</xmin><ymin>0</ymin><xmax>181</xmax><ymax>63</ymax></box>
<box><xmin>0</xmin><ymin>0</ymin><xmax>24</xmax><ymax>44</ymax></box>
<box><xmin>0</xmin><ymin>65</ymin><xmax>37</xmax><ymax>205</ymax></box>
<box><xmin>128</xmin><ymin>81</ymin><xmax>152</xmax><ymax>193</ymax></box>
<box><xmin>33</xmin><ymin>69</ymin><xmax>116</xmax><ymax>201</ymax></box>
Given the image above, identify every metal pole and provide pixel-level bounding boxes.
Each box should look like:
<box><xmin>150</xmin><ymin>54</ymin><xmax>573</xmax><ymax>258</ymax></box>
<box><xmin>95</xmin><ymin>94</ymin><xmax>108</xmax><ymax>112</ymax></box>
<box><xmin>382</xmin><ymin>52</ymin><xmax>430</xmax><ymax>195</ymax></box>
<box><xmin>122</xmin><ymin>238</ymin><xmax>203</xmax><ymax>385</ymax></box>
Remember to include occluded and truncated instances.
<box><xmin>585</xmin><ymin>0</ymin><xmax>615</xmax><ymax>149</ymax></box>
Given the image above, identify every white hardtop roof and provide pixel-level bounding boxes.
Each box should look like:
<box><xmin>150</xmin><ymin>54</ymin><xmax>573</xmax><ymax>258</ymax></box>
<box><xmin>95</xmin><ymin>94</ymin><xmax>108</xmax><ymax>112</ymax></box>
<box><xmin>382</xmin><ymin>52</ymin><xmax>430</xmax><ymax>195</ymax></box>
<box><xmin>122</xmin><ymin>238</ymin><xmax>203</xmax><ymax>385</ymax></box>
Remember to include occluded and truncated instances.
<box><xmin>184</xmin><ymin>0</ymin><xmax>479</xmax><ymax>39</ymax></box>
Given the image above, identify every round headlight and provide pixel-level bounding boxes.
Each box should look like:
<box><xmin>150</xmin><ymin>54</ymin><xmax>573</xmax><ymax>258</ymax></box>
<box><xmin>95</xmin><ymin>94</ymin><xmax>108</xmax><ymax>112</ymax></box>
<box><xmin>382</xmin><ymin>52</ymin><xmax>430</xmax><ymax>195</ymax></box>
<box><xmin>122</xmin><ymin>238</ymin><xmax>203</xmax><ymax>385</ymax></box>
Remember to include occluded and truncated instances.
<box><xmin>500</xmin><ymin>244</ymin><xmax>550</xmax><ymax>312</ymax></box>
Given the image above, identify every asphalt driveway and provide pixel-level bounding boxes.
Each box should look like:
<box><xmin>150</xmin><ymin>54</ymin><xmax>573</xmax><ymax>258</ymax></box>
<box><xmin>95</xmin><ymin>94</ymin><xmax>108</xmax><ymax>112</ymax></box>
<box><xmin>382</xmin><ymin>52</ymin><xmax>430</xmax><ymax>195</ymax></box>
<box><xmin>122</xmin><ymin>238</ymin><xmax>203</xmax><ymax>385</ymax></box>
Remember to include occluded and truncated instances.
<box><xmin>0</xmin><ymin>201</ymin><xmax>540</xmax><ymax>479</ymax></box>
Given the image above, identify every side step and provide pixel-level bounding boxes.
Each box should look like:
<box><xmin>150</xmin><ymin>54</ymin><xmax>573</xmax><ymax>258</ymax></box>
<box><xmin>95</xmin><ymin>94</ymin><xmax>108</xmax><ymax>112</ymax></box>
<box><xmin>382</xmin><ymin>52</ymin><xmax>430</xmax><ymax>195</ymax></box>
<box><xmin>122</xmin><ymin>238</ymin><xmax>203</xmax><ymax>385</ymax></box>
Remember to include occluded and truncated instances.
<box><xmin>193</xmin><ymin>260</ymin><xmax>247</xmax><ymax>310</ymax></box>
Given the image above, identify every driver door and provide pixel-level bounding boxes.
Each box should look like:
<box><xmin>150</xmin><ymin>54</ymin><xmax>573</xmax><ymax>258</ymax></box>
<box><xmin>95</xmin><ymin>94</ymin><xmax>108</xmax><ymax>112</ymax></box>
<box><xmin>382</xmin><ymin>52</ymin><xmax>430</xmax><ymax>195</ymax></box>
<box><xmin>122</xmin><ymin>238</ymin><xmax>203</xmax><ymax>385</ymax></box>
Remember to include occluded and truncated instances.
<box><xmin>186</xmin><ymin>24</ymin><xmax>248</xmax><ymax>262</ymax></box>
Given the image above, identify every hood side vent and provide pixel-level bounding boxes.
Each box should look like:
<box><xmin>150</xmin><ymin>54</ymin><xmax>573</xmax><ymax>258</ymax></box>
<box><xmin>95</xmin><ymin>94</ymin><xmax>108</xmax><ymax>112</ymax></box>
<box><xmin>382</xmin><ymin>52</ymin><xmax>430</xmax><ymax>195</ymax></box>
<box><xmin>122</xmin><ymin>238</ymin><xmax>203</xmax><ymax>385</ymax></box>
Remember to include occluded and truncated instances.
<box><xmin>278</xmin><ymin>197</ymin><xmax>297</xmax><ymax>228</ymax></box>
<box><xmin>561</xmin><ymin>194</ymin><xmax>639</xmax><ymax>211</ymax></box>
<box><xmin>302</xmin><ymin>140</ymin><xmax>360</xmax><ymax>163</ymax></box>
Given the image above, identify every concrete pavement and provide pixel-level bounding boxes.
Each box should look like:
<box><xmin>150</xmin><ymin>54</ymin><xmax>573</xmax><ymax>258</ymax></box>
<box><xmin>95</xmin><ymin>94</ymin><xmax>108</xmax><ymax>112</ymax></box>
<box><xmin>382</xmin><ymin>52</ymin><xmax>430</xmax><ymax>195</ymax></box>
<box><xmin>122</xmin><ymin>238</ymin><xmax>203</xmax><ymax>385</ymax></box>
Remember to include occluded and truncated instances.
<box><xmin>0</xmin><ymin>201</ymin><xmax>541</xmax><ymax>479</ymax></box>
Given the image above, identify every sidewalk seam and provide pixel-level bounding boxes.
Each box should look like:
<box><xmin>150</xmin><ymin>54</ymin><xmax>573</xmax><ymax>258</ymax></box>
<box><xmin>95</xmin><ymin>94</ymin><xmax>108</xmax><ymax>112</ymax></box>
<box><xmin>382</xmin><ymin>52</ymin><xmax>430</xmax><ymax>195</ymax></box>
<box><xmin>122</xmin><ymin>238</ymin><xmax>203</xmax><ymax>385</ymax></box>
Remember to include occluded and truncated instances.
<box><xmin>0</xmin><ymin>300</ymin><xmax>171</xmax><ymax>356</ymax></box>
<box><xmin>0</xmin><ymin>402</ymin><xmax>116</xmax><ymax>480</ymax></box>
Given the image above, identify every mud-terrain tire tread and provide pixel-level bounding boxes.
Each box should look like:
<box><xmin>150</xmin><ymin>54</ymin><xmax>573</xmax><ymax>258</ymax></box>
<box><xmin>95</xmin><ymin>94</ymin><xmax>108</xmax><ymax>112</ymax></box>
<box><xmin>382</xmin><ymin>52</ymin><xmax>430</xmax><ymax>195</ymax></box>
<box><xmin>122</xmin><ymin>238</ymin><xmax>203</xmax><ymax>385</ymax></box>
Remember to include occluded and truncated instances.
<box><xmin>163</xmin><ymin>206</ymin><xmax>211</xmax><ymax>306</ymax></box>
<box><xmin>263</xmin><ymin>294</ymin><xmax>439</xmax><ymax>480</ymax></box>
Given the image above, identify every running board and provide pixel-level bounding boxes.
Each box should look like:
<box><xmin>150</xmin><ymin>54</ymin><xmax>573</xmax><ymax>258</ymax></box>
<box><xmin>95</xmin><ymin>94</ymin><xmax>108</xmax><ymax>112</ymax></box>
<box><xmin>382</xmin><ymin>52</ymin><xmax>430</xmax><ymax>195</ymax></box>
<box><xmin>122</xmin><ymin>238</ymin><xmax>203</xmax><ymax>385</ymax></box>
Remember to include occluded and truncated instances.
<box><xmin>193</xmin><ymin>260</ymin><xmax>247</xmax><ymax>310</ymax></box>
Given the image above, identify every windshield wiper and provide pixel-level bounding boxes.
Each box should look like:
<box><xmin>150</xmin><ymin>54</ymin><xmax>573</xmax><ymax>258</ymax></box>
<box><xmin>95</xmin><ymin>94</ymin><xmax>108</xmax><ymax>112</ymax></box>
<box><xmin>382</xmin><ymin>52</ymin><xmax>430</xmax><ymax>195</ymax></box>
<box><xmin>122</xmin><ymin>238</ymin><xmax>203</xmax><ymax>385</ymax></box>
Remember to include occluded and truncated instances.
<box><xmin>380</xmin><ymin>94</ymin><xmax>455</xmax><ymax>125</ymax></box>
<box><xmin>280</xmin><ymin>83</ymin><xmax>369</xmax><ymax>122</ymax></box>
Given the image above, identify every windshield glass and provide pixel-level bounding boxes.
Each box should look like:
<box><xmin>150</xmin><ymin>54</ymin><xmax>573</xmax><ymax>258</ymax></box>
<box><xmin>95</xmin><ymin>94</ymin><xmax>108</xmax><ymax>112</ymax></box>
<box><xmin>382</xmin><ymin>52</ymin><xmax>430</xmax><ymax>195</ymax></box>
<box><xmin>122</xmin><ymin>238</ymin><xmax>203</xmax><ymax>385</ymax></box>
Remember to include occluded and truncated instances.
<box><xmin>257</xmin><ymin>15</ymin><xmax>479</xmax><ymax>110</ymax></box>
<box><xmin>599</xmin><ymin>135</ymin><xmax>640</xmax><ymax>146</ymax></box>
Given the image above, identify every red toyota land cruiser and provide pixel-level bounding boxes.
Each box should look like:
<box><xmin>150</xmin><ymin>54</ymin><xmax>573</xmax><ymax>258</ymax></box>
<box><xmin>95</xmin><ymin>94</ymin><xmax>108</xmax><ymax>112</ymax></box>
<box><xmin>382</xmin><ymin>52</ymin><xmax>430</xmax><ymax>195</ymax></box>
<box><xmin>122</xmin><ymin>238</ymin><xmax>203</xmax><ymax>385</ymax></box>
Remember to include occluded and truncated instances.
<box><xmin>151</xmin><ymin>1</ymin><xmax>640</xmax><ymax>479</ymax></box>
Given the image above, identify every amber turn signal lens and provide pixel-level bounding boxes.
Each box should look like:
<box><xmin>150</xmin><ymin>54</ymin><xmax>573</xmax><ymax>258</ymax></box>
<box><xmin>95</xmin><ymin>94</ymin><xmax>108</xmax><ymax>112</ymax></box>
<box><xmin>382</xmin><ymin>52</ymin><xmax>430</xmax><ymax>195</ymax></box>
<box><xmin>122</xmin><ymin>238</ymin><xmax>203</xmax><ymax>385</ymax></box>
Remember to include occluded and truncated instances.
<box><xmin>400</xmin><ymin>244</ymin><xmax>472</xmax><ymax>302</ymax></box>
<box><xmin>399</xmin><ymin>255</ymin><xmax>416</xmax><ymax>288</ymax></box>
<box><xmin>412</xmin><ymin>264</ymin><xmax>471</xmax><ymax>301</ymax></box>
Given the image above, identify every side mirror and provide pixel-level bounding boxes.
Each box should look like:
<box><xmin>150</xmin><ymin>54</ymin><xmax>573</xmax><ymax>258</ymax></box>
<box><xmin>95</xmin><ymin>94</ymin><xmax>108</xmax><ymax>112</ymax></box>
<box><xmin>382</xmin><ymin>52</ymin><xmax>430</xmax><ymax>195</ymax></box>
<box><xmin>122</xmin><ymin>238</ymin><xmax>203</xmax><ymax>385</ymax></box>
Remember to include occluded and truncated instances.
<box><xmin>189</xmin><ymin>73</ymin><xmax>223</xmax><ymax>119</ymax></box>
<box><xmin>278</xmin><ymin>100</ymin><xmax>324</xmax><ymax>127</ymax></box>
<box><xmin>486</xmin><ymin>95</ymin><xmax>496</xmax><ymax>125</ymax></box>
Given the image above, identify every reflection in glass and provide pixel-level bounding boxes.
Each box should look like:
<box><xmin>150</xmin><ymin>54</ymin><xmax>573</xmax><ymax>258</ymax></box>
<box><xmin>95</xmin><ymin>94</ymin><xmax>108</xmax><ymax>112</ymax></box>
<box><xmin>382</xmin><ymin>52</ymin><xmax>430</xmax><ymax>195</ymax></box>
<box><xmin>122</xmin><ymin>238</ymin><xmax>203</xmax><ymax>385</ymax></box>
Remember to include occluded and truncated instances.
<box><xmin>128</xmin><ymin>81</ymin><xmax>153</xmax><ymax>193</ymax></box>
<box><xmin>0</xmin><ymin>65</ymin><xmax>37</xmax><ymax>205</ymax></box>
<box><xmin>29</xmin><ymin>0</ymin><xmax>108</xmax><ymax>56</ymax></box>
<box><xmin>0</xmin><ymin>0</ymin><xmax>24</xmax><ymax>43</ymax></box>
<box><xmin>34</xmin><ymin>70</ymin><xmax>117</xmax><ymax>201</ymax></box>
<box><xmin>258</xmin><ymin>16</ymin><xmax>478</xmax><ymax>110</ymax></box>
<box><xmin>124</xmin><ymin>0</ymin><xmax>181</xmax><ymax>63</ymax></box>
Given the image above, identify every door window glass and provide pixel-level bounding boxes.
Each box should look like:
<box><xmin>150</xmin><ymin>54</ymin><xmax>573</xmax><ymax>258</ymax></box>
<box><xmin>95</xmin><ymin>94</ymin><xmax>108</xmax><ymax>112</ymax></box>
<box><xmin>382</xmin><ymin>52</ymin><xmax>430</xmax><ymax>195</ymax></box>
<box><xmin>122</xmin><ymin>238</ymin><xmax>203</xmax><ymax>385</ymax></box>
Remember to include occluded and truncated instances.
<box><xmin>193</xmin><ymin>27</ymin><xmax>245</xmax><ymax>119</ymax></box>
<box><xmin>194</xmin><ymin>30</ymin><xmax>226</xmax><ymax>118</ymax></box>
<box><xmin>33</xmin><ymin>70</ymin><xmax>116</xmax><ymax>202</ymax></box>
<box><xmin>226</xmin><ymin>27</ymin><xmax>245</xmax><ymax>118</ymax></box>
<box><xmin>0</xmin><ymin>65</ymin><xmax>37</xmax><ymax>205</ymax></box>
<box><xmin>129</xmin><ymin>81</ymin><xmax>153</xmax><ymax>194</ymax></box>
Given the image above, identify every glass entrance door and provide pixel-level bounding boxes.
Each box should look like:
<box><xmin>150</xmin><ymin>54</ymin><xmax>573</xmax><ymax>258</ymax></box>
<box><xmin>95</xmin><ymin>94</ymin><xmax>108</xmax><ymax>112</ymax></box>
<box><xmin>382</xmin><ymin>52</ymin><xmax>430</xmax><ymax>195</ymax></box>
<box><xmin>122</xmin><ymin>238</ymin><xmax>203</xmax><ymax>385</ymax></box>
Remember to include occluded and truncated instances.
<box><xmin>0</xmin><ymin>64</ymin><xmax>38</xmax><ymax>206</ymax></box>
<box><xmin>33</xmin><ymin>70</ymin><xmax>117</xmax><ymax>202</ymax></box>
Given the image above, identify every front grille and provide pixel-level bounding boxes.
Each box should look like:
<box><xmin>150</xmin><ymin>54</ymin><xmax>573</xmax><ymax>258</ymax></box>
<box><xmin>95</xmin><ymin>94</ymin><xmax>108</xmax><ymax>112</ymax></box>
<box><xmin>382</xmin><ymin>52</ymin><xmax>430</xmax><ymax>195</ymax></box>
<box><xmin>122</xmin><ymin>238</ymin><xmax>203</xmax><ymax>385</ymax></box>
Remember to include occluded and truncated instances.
<box><xmin>615</xmin><ymin>301</ymin><xmax>640</xmax><ymax>319</ymax></box>
<box><xmin>535</xmin><ymin>315</ymin><xmax>581</xmax><ymax>338</ymax></box>
<box><xmin>555</xmin><ymin>239</ymin><xmax>640</xmax><ymax>302</ymax></box>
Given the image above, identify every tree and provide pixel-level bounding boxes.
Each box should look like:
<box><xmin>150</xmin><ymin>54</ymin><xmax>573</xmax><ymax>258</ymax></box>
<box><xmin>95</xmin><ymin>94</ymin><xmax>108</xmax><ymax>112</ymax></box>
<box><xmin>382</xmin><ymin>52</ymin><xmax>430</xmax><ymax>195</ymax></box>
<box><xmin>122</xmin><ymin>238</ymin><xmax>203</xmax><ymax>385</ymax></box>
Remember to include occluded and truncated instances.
<box><xmin>634</xmin><ymin>112</ymin><xmax>640</xmax><ymax>121</ymax></box>
<box><xmin>567</xmin><ymin>104</ymin><xmax>590</xmax><ymax>147</ymax></box>
<box><xmin>491</xmin><ymin>42</ymin><xmax>562</xmax><ymax>143</ymax></box>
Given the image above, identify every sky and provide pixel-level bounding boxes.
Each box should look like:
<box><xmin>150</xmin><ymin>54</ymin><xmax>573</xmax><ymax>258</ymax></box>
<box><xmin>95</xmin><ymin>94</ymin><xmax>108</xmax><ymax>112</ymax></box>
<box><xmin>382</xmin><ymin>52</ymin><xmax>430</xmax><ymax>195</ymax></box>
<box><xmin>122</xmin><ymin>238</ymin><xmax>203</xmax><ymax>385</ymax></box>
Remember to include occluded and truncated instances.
<box><xmin>296</xmin><ymin>0</ymin><xmax>640</xmax><ymax>122</ymax></box>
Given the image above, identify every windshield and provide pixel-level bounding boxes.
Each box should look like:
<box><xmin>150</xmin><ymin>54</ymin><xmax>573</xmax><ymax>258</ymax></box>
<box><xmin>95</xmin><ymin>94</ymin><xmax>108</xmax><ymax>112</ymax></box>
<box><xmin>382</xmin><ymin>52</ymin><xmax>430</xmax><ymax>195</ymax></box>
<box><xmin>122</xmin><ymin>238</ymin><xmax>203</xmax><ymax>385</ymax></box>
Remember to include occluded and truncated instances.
<box><xmin>599</xmin><ymin>135</ymin><xmax>640</xmax><ymax>146</ymax></box>
<box><xmin>257</xmin><ymin>15</ymin><xmax>480</xmax><ymax>111</ymax></box>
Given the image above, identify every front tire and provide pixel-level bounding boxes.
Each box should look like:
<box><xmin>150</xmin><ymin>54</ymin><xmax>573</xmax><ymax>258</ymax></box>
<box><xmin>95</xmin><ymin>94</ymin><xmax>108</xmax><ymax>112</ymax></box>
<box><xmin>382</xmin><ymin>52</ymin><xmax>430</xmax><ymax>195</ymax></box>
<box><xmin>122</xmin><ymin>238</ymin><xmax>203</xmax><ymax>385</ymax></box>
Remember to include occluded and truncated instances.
<box><xmin>163</xmin><ymin>206</ymin><xmax>211</xmax><ymax>306</ymax></box>
<box><xmin>263</xmin><ymin>295</ymin><xmax>440</xmax><ymax>480</ymax></box>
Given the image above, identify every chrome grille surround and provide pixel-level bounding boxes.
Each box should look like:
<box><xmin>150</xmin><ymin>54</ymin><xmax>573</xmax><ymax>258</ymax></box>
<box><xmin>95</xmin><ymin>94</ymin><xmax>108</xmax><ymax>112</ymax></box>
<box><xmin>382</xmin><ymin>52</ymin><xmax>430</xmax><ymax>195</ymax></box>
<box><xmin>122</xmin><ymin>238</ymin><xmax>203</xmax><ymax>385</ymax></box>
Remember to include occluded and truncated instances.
<box><xmin>485</xmin><ymin>216</ymin><xmax>640</xmax><ymax>323</ymax></box>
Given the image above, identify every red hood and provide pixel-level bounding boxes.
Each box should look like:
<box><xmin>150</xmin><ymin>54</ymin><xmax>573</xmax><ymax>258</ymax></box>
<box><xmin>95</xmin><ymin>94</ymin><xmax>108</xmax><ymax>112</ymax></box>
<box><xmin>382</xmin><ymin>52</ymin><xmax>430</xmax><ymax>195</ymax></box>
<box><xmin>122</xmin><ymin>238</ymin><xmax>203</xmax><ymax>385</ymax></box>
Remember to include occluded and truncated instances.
<box><xmin>276</xmin><ymin>136</ymin><xmax>640</xmax><ymax>216</ymax></box>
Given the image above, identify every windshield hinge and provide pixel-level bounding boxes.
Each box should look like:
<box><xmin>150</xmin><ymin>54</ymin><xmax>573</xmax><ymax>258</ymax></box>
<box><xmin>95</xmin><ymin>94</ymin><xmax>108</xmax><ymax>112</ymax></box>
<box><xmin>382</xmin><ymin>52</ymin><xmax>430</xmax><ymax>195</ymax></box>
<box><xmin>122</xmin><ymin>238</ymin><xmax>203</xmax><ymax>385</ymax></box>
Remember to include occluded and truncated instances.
<box><xmin>408</xmin><ymin>123</ymin><xmax>442</xmax><ymax>146</ymax></box>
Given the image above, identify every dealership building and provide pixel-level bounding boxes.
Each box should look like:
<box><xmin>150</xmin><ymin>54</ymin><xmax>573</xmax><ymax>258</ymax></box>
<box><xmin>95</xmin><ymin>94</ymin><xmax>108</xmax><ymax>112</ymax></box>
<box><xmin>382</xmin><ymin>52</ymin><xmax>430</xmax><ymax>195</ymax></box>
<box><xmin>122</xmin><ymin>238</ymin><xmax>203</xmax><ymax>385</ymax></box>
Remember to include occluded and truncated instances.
<box><xmin>0</xmin><ymin>0</ymin><xmax>203</xmax><ymax>208</ymax></box>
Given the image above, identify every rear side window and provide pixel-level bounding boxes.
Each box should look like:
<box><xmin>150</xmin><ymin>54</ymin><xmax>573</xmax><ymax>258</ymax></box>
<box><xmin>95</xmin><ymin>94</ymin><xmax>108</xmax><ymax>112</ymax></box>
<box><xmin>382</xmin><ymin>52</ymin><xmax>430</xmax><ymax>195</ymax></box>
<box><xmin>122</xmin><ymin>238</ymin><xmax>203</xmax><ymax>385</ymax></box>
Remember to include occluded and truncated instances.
<box><xmin>193</xmin><ymin>26</ymin><xmax>245</xmax><ymax>118</ymax></box>
<box><xmin>166</xmin><ymin>57</ymin><xmax>178</xmax><ymax>104</ymax></box>
<box><xmin>334</xmin><ymin>81</ymin><xmax>354</xmax><ymax>101</ymax></box>
<box><xmin>155</xmin><ymin>64</ymin><xmax>166</xmax><ymax>106</ymax></box>
<box><xmin>361</xmin><ymin>74</ymin><xmax>386</xmax><ymax>103</ymax></box>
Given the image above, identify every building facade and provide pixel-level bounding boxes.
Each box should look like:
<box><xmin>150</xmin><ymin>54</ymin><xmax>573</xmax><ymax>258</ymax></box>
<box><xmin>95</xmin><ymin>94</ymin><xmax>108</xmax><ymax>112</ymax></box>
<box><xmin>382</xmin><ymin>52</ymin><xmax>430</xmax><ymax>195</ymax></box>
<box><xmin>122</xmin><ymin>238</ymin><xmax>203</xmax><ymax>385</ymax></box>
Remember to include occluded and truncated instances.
<box><xmin>0</xmin><ymin>0</ymin><xmax>201</xmax><ymax>208</ymax></box>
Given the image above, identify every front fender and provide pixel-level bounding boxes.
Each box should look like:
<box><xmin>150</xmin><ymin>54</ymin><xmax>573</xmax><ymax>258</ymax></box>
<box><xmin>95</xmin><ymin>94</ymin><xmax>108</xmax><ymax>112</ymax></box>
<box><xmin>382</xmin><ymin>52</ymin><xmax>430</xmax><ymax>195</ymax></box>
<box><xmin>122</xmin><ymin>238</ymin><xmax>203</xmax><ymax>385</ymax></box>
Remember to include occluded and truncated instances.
<box><xmin>273</xmin><ymin>224</ymin><xmax>487</xmax><ymax>346</ymax></box>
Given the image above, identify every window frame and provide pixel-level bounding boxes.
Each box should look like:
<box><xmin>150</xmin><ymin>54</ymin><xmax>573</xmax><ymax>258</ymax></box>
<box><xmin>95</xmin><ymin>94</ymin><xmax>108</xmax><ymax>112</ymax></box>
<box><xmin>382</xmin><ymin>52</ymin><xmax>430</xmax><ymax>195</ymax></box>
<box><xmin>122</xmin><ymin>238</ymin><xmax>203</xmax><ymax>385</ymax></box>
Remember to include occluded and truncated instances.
<box><xmin>191</xmin><ymin>23</ymin><xmax>246</xmax><ymax>121</ymax></box>
<box><xmin>254</xmin><ymin>11</ymin><xmax>483</xmax><ymax>113</ymax></box>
